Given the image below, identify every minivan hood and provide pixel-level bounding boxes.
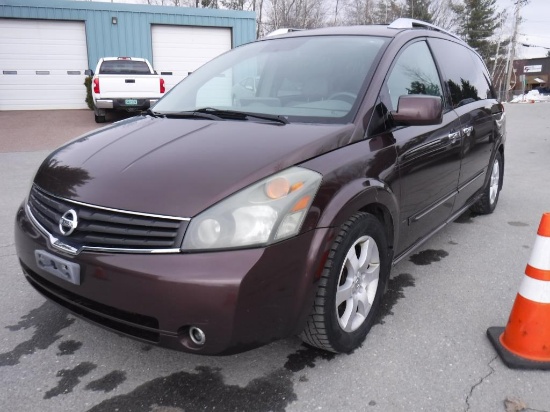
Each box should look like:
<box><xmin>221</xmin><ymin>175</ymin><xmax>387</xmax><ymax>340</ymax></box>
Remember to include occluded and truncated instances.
<box><xmin>35</xmin><ymin>116</ymin><xmax>354</xmax><ymax>217</ymax></box>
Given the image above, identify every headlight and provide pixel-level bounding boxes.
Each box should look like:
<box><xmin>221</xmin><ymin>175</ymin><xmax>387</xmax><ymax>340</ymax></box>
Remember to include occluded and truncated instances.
<box><xmin>182</xmin><ymin>167</ymin><xmax>322</xmax><ymax>250</ymax></box>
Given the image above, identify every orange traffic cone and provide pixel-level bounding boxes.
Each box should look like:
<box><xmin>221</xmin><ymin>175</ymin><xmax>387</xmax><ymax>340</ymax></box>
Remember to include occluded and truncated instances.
<box><xmin>487</xmin><ymin>212</ymin><xmax>550</xmax><ymax>369</ymax></box>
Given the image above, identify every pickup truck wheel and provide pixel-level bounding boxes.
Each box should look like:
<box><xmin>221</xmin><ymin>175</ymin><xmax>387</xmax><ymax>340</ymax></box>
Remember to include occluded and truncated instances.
<box><xmin>95</xmin><ymin>114</ymin><xmax>106</xmax><ymax>124</ymax></box>
<box><xmin>300</xmin><ymin>212</ymin><xmax>389</xmax><ymax>353</ymax></box>
<box><xmin>470</xmin><ymin>151</ymin><xmax>502</xmax><ymax>214</ymax></box>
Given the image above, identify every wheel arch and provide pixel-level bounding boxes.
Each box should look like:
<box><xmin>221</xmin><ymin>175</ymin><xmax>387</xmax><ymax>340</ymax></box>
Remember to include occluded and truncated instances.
<box><xmin>315</xmin><ymin>180</ymin><xmax>399</xmax><ymax>257</ymax></box>
<box><xmin>358</xmin><ymin>202</ymin><xmax>395</xmax><ymax>258</ymax></box>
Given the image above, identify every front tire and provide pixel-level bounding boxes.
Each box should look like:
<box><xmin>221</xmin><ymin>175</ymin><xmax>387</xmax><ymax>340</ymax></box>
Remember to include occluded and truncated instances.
<box><xmin>300</xmin><ymin>212</ymin><xmax>390</xmax><ymax>353</ymax></box>
<box><xmin>471</xmin><ymin>151</ymin><xmax>503</xmax><ymax>214</ymax></box>
<box><xmin>94</xmin><ymin>114</ymin><xmax>106</xmax><ymax>123</ymax></box>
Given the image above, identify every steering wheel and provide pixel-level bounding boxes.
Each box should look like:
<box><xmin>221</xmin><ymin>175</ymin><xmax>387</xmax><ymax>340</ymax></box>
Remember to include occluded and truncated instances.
<box><xmin>328</xmin><ymin>92</ymin><xmax>357</xmax><ymax>104</ymax></box>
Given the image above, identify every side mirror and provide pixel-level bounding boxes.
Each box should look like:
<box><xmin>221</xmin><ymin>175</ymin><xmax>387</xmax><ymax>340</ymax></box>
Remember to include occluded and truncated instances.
<box><xmin>84</xmin><ymin>69</ymin><xmax>93</xmax><ymax>76</ymax></box>
<box><xmin>391</xmin><ymin>95</ymin><xmax>443</xmax><ymax>126</ymax></box>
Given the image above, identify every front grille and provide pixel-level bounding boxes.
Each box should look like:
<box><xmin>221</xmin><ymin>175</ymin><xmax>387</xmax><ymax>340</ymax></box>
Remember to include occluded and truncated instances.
<box><xmin>28</xmin><ymin>185</ymin><xmax>188</xmax><ymax>253</ymax></box>
<box><xmin>21</xmin><ymin>261</ymin><xmax>160</xmax><ymax>342</ymax></box>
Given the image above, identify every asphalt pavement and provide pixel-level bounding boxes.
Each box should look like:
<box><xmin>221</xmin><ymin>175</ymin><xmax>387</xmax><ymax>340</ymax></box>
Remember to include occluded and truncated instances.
<box><xmin>1</xmin><ymin>104</ymin><xmax>549</xmax><ymax>412</ymax></box>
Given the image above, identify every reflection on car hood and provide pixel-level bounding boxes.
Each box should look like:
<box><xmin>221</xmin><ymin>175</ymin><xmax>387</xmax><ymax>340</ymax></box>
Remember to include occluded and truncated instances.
<box><xmin>34</xmin><ymin>116</ymin><xmax>354</xmax><ymax>217</ymax></box>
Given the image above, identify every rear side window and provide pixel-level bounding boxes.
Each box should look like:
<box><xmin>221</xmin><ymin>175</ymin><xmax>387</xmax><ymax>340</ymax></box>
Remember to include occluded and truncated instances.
<box><xmin>429</xmin><ymin>39</ymin><xmax>493</xmax><ymax>107</ymax></box>
<box><xmin>386</xmin><ymin>41</ymin><xmax>443</xmax><ymax>110</ymax></box>
<box><xmin>99</xmin><ymin>60</ymin><xmax>152</xmax><ymax>75</ymax></box>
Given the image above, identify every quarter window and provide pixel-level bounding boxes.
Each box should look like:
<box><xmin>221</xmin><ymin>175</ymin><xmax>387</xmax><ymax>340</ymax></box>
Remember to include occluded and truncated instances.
<box><xmin>386</xmin><ymin>41</ymin><xmax>443</xmax><ymax>110</ymax></box>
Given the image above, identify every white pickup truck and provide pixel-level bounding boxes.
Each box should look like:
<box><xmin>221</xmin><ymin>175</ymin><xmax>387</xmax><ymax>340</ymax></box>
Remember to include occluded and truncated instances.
<box><xmin>92</xmin><ymin>57</ymin><xmax>165</xmax><ymax>123</ymax></box>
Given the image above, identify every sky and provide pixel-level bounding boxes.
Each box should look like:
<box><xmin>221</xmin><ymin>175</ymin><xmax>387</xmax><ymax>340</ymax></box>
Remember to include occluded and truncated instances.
<box><xmin>496</xmin><ymin>0</ymin><xmax>550</xmax><ymax>59</ymax></box>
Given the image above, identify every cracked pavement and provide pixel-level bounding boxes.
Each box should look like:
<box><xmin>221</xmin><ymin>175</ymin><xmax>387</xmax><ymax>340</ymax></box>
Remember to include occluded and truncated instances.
<box><xmin>465</xmin><ymin>356</ymin><xmax>498</xmax><ymax>412</ymax></box>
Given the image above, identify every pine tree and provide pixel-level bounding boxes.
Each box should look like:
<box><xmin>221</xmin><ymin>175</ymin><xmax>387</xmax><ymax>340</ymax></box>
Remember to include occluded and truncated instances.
<box><xmin>404</xmin><ymin>0</ymin><xmax>433</xmax><ymax>23</ymax></box>
<box><xmin>452</xmin><ymin>0</ymin><xmax>499</xmax><ymax>63</ymax></box>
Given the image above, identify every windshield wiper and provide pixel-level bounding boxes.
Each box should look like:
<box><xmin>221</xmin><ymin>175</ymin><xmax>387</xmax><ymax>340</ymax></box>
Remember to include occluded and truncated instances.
<box><xmin>145</xmin><ymin>109</ymin><xmax>222</xmax><ymax>121</ymax></box>
<box><xmin>161</xmin><ymin>110</ymin><xmax>223</xmax><ymax>121</ymax></box>
<box><xmin>144</xmin><ymin>108</ymin><xmax>165</xmax><ymax>118</ymax></box>
<box><xmin>195</xmin><ymin>107</ymin><xmax>289</xmax><ymax>125</ymax></box>
<box><xmin>145</xmin><ymin>108</ymin><xmax>288</xmax><ymax>124</ymax></box>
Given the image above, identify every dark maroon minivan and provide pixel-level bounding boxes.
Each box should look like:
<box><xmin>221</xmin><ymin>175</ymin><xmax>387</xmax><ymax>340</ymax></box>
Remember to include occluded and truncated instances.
<box><xmin>15</xmin><ymin>19</ymin><xmax>505</xmax><ymax>355</ymax></box>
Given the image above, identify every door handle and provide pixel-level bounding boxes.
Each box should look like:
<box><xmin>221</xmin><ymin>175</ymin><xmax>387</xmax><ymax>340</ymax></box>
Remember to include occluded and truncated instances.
<box><xmin>462</xmin><ymin>126</ymin><xmax>473</xmax><ymax>136</ymax></box>
<box><xmin>448</xmin><ymin>131</ymin><xmax>460</xmax><ymax>144</ymax></box>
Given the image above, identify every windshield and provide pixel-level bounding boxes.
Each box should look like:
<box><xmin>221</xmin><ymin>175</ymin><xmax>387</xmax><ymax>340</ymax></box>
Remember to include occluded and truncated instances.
<box><xmin>153</xmin><ymin>35</ymin><xmax>388</xmax><ymax>123</ymax></box>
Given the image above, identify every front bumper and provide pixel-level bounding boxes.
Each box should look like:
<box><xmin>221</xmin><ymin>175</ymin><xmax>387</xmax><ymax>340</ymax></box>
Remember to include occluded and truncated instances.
<box><xmin>14</xmin><ymin>203</ymin><xmax>333</xmax><ymax>355</ymax></box>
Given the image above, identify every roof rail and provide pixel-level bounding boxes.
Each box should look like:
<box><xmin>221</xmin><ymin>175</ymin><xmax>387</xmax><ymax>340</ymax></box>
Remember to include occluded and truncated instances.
<box><xmin>388</xmin><ymin>18</ymin><xmax>462</xmax><ymax>42</ymax></box>
<box><xmin>265</xmin><ymin>28</ymin><xmax>304</xmax><ymax>37</ymax></box>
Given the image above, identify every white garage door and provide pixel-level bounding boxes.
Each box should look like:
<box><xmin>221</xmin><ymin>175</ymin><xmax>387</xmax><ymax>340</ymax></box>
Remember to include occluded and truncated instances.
<box><xmin>152</xmin><ymin>25</ymin><xmax>232</xmax><ymax>92</ymax></box>
<box><xmin>0</xmin><ymin>19</ymin><xmax>89</xmax><ymax>110</ymax></box>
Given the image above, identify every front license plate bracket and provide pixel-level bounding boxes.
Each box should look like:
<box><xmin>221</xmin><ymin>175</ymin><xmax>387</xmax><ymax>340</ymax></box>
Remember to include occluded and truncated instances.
<box><xmin>35</xmin><ymin>250</ymin><xmax>81</xmax><ymax>285</ymax></box>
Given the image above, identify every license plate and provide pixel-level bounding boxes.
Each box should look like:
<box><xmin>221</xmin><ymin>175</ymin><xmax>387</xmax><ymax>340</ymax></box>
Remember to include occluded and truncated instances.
<box><xmin>125</xmin><ymin>99</ymin><xmax>138</xmax><ymax>106</ymax></box>
<box><xmin>35</xmin><ymin>250</ymin><xmax>80</xmax><ymax>285</ymax></box>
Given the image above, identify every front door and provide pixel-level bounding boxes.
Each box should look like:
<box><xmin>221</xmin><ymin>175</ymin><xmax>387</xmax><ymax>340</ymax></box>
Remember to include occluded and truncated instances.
<box><xmin>372</xmin><ymin>40</ymin><xmax>462</xmax><ymax>255</ymax></box>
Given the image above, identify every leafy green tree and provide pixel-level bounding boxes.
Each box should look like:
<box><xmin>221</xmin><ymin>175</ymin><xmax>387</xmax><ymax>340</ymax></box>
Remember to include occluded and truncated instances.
<box><xmin>84</xmin><ymin>76</ymin><xmax>94</xmax><ymax>110</ymax></box>
<box><xmin>451</xmin><ymin>0</ymin><xmax>499</xmax><ymax>63</ymax></box>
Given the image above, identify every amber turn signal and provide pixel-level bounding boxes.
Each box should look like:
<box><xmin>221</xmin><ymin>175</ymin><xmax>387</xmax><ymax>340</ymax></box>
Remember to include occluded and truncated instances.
<box><xmin>291</xmin><ymin>195</ymin><xmax>311</xmax><ymax>212</ymax></box>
